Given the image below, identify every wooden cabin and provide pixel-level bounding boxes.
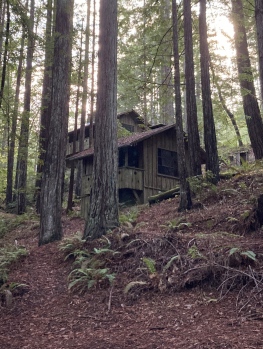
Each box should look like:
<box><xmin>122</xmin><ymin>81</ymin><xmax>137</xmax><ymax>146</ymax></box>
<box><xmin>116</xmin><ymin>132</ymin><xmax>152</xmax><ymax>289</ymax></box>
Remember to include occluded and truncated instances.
<box><xmin>67</xmin><ymin>109</ymin><xmax>145</xmax><ymax>156</ymax></box>
<box><xmin>68</xmin><ymin>124</ymin><xmax>189</xmax><ymax>220</ymax></box>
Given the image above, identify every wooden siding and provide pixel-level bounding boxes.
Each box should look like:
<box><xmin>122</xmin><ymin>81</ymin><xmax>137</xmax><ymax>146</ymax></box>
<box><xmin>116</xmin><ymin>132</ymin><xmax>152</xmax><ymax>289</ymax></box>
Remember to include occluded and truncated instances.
<box><xmin>143</xmin><ymin>128</ymin><xmax>179</xmax><ymax>201</ymax></box>
<box><xmin>118</xmin><ymin>114</ymin><xmax>144</xmax><ymax>133</ymax></box>
<box><xmin>118</xmin><ymin>167</ymin><xmax>144</xmax><ymax>190</ymax></box>
<box><xmin>79</xmin><ymin>126</ymin><xmax>181</xmax><ymax>219</ymax></box>
<box><xmin>66</xmin><ymin>138</ymin><xmax>89</xmax><ymax>156</ymax></box>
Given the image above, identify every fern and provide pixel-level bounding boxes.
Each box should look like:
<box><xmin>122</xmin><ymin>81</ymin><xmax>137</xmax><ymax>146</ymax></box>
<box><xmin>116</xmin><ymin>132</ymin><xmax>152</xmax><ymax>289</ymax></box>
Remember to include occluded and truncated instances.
<box><xmin>142</xmin><ymin>257</ymin><xmax>156</xmax><ymax>274</ymax></box>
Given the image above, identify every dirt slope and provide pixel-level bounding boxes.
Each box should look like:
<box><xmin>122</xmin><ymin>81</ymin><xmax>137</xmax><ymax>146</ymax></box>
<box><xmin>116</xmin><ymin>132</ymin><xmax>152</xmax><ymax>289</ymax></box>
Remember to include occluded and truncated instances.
<box><xmin>1</xmin><ymin>173</ymin><xmax>263</xmax><ymax>349</ymax></box>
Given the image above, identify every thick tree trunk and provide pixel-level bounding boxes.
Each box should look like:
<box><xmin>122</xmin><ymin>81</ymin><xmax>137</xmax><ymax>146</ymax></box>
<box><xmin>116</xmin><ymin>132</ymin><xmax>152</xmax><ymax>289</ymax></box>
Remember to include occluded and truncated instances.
<box><xmin>172</xmin><ymin>0</ymin><xmax>192</xmax><ymax>211</ymax></box>
<box><xmin>183</xmin><ymin>0</ymin><xmax>201</xmax><ymax>176</ymax></box>
<box><xmin>35</xmin><ymin>0</ymin><xmax>54</xmax><ymax>214</ymax></box>
<box><xmin>232</xmin><ymin>0</ymin><xmax>263</xmax><ymax>160</ymax></box>
<box><xmin>89</xmin><ymin>0</ymin><xmax>96</xmax><ymax>148</ymax></box>
<box><xmin>199</xmin><ymin>0</ymin><xmax>219</xmax><ymax>184</ymax></box>
<box><xmin>39</xmin><ymin>0</ymin><xmax>73</xmax><ymax>245</ymax></box>
<box><xmin>255</xmin><ymin>0</ymin><xmax>263</xmax><ymax>104</ymax></box>
<box><xmin>84</xmin><ymin>0</ymin><xmax>119</xmax><ymax>240</ymax></box>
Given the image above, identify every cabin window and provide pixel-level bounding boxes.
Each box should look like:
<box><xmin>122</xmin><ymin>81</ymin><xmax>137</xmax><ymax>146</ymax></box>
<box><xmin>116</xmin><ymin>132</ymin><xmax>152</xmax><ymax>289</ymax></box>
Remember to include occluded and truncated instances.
<box><xmin>118</xmin><ymin>146</ymin><xmax>140</xmax><ymax>168</ymax></box>
<box><xmin>119</xmin><ymin>148</ymin><xmax>126</xmax><ymax>167</ymax></box>
<box><xmin>158</xmin><ymin>148</ymin><xmax>178</xmax><ymax>177</ymax></box>
<box><xmin>122</xmin><ymin>123</ymin><xmax>135</xmax><ymax>133</ymax></box>
<box><xmin>128</xmin><ymin>146</ymin><xmax>139</xmax><ymax>168</ymax></box>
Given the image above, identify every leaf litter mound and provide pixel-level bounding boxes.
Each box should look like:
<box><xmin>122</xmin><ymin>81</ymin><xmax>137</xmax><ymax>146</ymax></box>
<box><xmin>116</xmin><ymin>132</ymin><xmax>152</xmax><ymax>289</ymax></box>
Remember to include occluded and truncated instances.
<box><xmin>1</xmin><ymin>171</ymin><xmax>263</xmax><ymax>348</ymax></box>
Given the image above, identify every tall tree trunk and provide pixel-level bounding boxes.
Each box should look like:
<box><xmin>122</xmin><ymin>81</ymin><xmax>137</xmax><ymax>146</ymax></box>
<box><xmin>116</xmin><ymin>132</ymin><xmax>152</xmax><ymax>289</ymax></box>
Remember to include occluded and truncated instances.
<box><xmin>84</xmin><ymin>0</ymin><xmax>119</xmax><ymax>240</ymax></box>
<box><xmin>89</xmin><ymin>0</ymin><xmax>96</xmax><ymax>148</ymax></box>
<box><xmin>172</xmin><ymin>0</ymin><xmax>192</xmax><ymax>211</ymax></box>
<box><xmin>159</xmin><ymin>0</ymin><xmax>174</xmax><ymax>125</ymax></box>
<box><xmin>75</xmin><ymin>0</ymin><xmax>91</xmax><ymax>198</ymax></box>
<box><xmin>16</xmin><ymin>0</ymin><xmax>35</xmax><ymax>214</ymax></box>
<box><xmin>0</xmin><ymin>0</ymin><xmax>5</xmax><ymax>65</ymax></box>
<box><xmin>0</xmin><ymin>0</ymin><xmax>9</xmax><ymax>109</ymax></box>
<box><xmin>183</xmin><ymin>0</ymin><xmax>201</xmax><ymax>176</ymax></box>
<box><xmin>6</xmin><ymin>27</ymin><xmax>26</xmax><ymax>206</ymax></box>
<box><xmin>199</xmin><ymin>0</ymin><xmax>219</xmax><ymax>183</ymax></box>
<box><xmin>35</xmin><ymin>0</ymin><xmax>54</xmax><ymax>213</ymax></box>
<box><xmin>67</xmin><ymin>21</ymin><xmax>83</xmax><ymax>213</ymax></box>
<box><xmin>231</xmin><ymin>0</ymin><xmax>263</xmax><ymax>160</ymax></box>
<box><xmin>39</xmin><ymin>0</ymin><xmax>74</xmax><ymax>245</ymax></box>
<box><xmin>255</xmin><ymin>0</ymin><xmax>263</xmax><ymax>105</ymax></box>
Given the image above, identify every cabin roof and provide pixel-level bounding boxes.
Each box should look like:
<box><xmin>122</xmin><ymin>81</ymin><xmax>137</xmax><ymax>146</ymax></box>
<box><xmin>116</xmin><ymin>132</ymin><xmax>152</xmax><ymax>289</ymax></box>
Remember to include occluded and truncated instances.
<box><xmin>67</xmin><ymin>124</ymin><xmax>176</xmax><ymax>161</ymax></box>
<box><xmin>68</xmin><ymin>109</ymin><xmax>143</xmax><ymax>136</ymax></box>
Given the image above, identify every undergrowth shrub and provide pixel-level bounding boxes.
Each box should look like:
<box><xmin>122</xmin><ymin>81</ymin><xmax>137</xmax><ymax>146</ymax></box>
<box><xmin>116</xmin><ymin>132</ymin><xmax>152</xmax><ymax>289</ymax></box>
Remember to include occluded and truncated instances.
<box><xmin>59</xmin><ymin>235</ymin><xmax>118</xmax><ymax>294</ymax></box>
<box><xmin>0</xmin><ymin>245</ymin><xmax>28</xmax><ymax>285</ymax></box>
<box><xmin>0</xmin><ymin>213</ymin><xmax>37</xmax><ymax>239</ymax></box>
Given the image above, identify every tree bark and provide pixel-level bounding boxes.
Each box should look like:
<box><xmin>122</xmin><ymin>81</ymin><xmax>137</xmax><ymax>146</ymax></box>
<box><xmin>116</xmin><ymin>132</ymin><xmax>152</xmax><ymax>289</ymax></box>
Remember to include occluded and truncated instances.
<box><xmin>199</xmin><ymin>0</ymin><xmax>219</xmax><ymax>184</ymax></box>
<box><xmin>16</xmin><ymin>0</ymin><xmax>35</xmax><ymax>214</ymax></box>
<box><xmin>84</xmin><ymin>0</ymin><xmax>119</xmax><ymax>240</ymax></box>
<box><xmin>39</xmin><ymin>0</ymin><xmax>74</xmax><ymax>245</ymax></box>
<box><xmin>232</xmin><ymin>0</ymin><xmax>263</xmax><ymax>160</ymax></box>
<box><xmin>183</xmin><ymin>0</ymin><xmax>202</xmax><ymax>176</ymax></box>
<box><xmin>89</xmin><ymin>0</ymin><xmax>96</xmax><ymax>148</ymax></box>
<box><xmin>255</xmin><ymin>0</ymin><xmax>263</xmax><ymax>104</ymax></box>
<box><xmin>172</xmin><ymin>0</ymin><xmax>192</xmax><ymax>211</ymax></box>
<box><xmin>0</xmin><ymin>0</ymin><xmax>9</xmax><ymax>109</ymax></box>
<box><xmin>6</xmin><ymin>26</ymin><xmax>25</xmax><ymax>206</ymax></box>
<box><xmin>35</xmin><ymin>0</ymin><xmax>54</xmax><ymax>214</ymax></box>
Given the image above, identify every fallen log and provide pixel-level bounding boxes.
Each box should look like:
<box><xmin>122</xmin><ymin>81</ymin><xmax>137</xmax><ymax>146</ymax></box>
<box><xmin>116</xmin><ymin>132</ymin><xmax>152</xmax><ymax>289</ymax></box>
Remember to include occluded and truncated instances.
<box><xmin>148</xmin><ymin>187</ymin><xmax>180</xmax><ymax>205</ymax></box>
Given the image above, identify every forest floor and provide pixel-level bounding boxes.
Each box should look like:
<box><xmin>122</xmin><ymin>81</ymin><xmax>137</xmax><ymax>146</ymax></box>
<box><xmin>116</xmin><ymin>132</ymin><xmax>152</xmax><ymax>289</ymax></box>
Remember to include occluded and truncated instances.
<box><xmin>1</xmin><ymin>170</ymin><xmax>263</xmax><ymax>348</ymax></box>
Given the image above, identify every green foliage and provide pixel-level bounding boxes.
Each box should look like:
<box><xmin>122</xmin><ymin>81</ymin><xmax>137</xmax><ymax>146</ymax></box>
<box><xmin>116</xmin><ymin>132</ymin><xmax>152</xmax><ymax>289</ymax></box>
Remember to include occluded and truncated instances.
<box><xmin>163</xmin><ymin>255</ymin><xmax>180</xmax><ymax>272</ymax></box>
<box><xmin>188</xmin><ymin>172</ymin><xmax>217</xmax><ymax>201</ymax></box>
<box><xmin>161</xmin><ymin>218</ymin><xmax>191</xmax><ymax>232</ymax></box>
<box><xmin>142</xmin><ymin>257</ymin><xmax>156</xmax><ymax>275</ymax></box>
<box><xmin>63</xmin><ymin>237</ymin><xmax>118</xmax><ymax>293</ymax></box>
<box><xmin>68</xmin><ymin>267</ymin><xmax>115</xmax><ymax>294</ymax></box>
<box><xmin>0</xmin><ymin>213</ymin><xmax>36</xmax><ymax>239</ymax></box>
<box><xmin>59</xmin><ymin>232</ymin><xmax>86</xmax><ymax>260</ymax></box>
<box><xmin>117</xmin><ymin>120</ymin><xmax>132</xmax><ymax>138</ymax></box>
<box><xmin>229</xmin><ymin>247</ymin><xmax>257</xmax><ymax>262</ymax></box>
<box><xmin>119</xmin><ymin>207</ymin><xmax>138</xmax><ymax>225</ymax></box>
<box><xmin>0</xmin><ymin>245</ymin><xmax>28</xmax><ymax>284</ymax></box>
<box><xmin>187</xmin><ymin>245</ymin><xmax>206</xmax><ymax>260</ymax></box>
<box><xmin>124</xmin><ymin>280</ymin><xmax>148</xmax><ymax>294</ymax></box>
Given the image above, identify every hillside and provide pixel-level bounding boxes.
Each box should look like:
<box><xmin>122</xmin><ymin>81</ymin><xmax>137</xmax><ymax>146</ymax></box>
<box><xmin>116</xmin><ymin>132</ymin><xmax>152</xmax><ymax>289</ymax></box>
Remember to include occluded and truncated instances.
<box><xmin>1</xmin><ymin>170</ymin><xmax>263</xmax><ymax>348</ymax></box>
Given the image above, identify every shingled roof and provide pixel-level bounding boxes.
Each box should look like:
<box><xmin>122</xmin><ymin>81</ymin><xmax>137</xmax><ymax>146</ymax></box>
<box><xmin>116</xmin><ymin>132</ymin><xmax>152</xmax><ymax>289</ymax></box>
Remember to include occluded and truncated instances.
<box><xmin>67</xmin><ymin>124</ymin><xmax>176</xmax><ymax>162</ymax></box>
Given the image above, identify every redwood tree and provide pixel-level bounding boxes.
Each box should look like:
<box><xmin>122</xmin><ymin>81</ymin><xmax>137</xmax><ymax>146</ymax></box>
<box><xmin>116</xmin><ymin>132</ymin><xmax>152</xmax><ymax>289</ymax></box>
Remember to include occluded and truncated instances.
<box><xmin>84</xmin><ymin>0</ymin><xmax>119</xmax><ymax>240</ymax></box>
<box><xmin>16</xmin><ymin>0</ymin><xmax>35</xmax><ymax>214</ymax></box>
<box><xmin>39</xmin><ymin>0</ymin><xmax>74</xmax><ymax>245</ymax></box>
<box><xmin>255</xmin><ymin>0</ymin><xmax>263</xmax><ymax>103</ymax></box>
<box><xmin>183</xmin><ymin>0</ymin><xmax>201</xmax><ymax>176</ymax></box>
<box><xmin>231</xmin><ymin>0</ymin><xmax>263</xmax><ymax>159</ymax></box>
<box><xmin>35</xmin><ymin>0</ymin><xmax>54</xmax><ymax>213</ymax></box>
<box><xmin>172</xmin><ymin>0</ymin><xmax>192</xmax><ymax>211</ymax></box>
<box><xmin>199</xmin><ymin>0</ymin><xmax>219</xmax><ymax>183</ymax></box>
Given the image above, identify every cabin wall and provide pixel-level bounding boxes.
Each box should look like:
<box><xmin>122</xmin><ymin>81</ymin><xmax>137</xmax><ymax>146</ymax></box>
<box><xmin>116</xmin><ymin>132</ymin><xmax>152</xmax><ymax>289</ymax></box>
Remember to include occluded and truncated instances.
<box><xmin>118</xmin><ymin>114</ymin><xmax>144</xmax><ymax>133</ymax></box>
<box><xmin>79</xmin><ymin>128</ymin><xmax>181</xmax><ymax>219</ymax></box>
<box><xmin>143</xmin><ymin>128</ymin><xmax>179</xmax><ymax>201</ymax></box>
<box><xmin>67</xmin><ymin>138</ymin><xmax>89</xmax><ymax>156</ymax></box>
